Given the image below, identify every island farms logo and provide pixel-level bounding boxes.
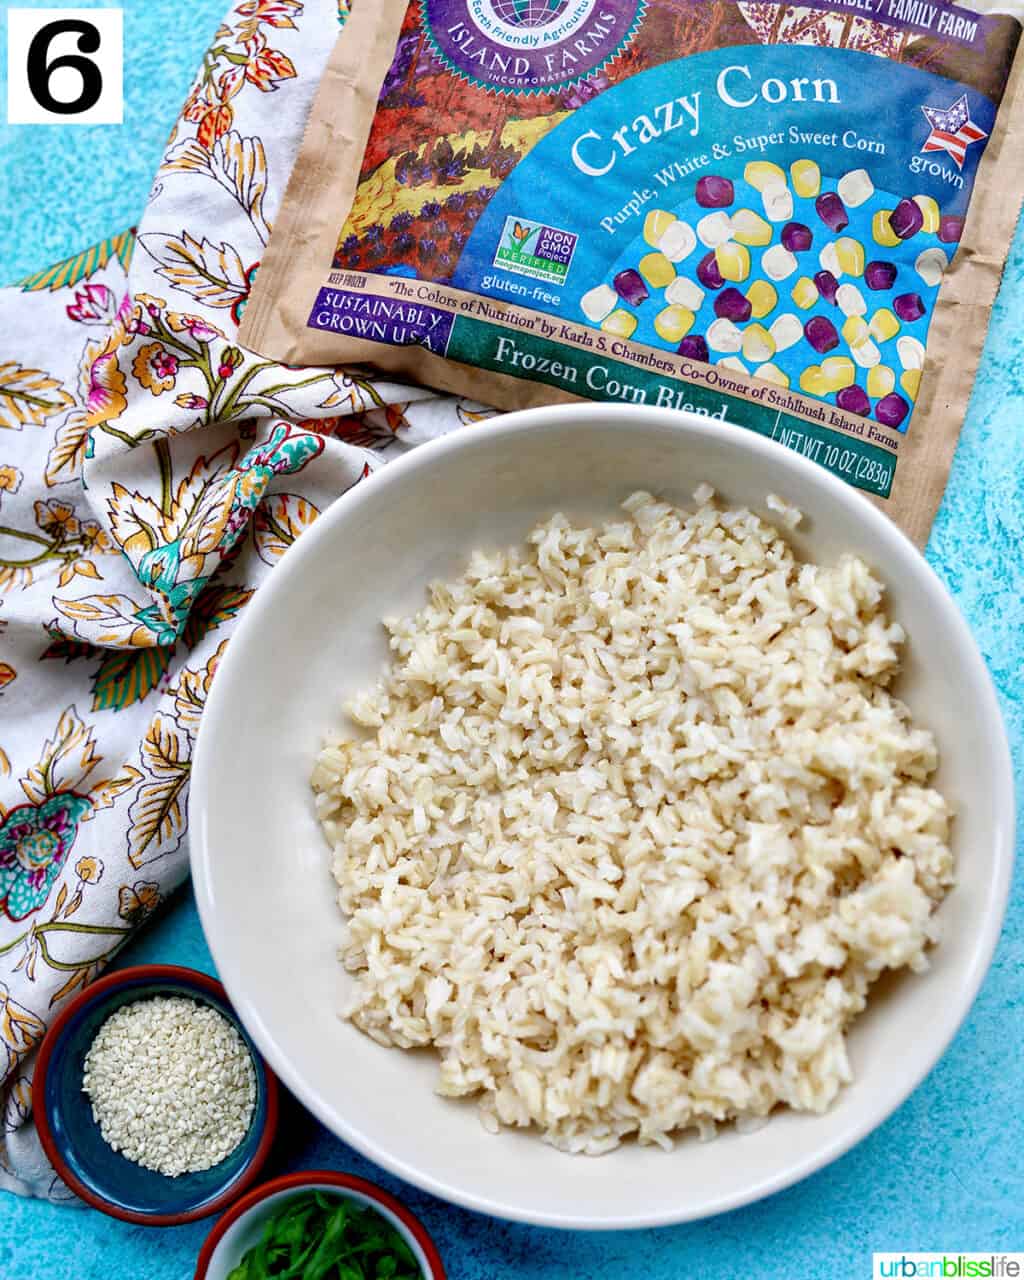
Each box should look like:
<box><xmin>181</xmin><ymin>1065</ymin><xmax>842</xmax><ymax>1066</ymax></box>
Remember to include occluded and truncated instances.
<box><xmin>422</xmin><ymin>0</ymin><xmax>645</xmax><ymax>94</ymax></box>
<box><xmin>493</xmin><ymin>216</ymin><xmax>578</xmax><ymax>284</ymax></box>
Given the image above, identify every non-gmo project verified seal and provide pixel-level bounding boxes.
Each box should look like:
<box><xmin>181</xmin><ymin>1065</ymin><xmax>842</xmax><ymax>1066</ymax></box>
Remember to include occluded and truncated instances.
<box><xmin>493</xmin><ymin>216</ymin><xmax>577</xmax><ymax>287</ymax></box>
<box><xmin>874</xmin><ymin>1255</ymin><xmax>1024</xmax><ymax>1277</ymax></box>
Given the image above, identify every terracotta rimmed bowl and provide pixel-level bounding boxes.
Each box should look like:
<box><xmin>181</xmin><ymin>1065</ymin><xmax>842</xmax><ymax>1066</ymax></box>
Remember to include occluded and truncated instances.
<box><xmin>194</xmin><ymin>1171</ymin><xmax>446</xmax><ymax>1279</ymax></box>
<box><xmin>33</xmin><ymin>963</ymin><xmax>278</xmax><ymax>1225</ymax></box>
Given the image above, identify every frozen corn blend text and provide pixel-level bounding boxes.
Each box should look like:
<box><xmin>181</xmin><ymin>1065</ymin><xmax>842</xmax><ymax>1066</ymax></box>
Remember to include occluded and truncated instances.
<box><xmin>241</xmin><ymin>0</ymin><xmax>1024</xmax><ymax>544</ymax></box>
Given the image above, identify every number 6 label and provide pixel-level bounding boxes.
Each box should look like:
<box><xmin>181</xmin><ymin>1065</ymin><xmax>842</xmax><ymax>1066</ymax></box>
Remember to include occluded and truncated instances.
<box><xmin>7</xmin><ymin>9</ymin><xmax>123</xmax><ymax>125</ymax></box>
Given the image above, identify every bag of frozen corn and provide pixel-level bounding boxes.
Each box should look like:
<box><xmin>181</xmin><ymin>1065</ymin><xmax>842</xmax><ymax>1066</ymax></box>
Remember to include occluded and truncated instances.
<box><xmin>240</xmin><ymin>0</ymin><xmax>1024</xmax><ymax>545</ymax></box>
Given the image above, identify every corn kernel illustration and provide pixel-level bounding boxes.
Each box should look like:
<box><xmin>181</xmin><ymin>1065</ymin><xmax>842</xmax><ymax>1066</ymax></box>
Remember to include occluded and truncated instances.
<box><xmin>659</xmin><ymin>219</ymin><xmax>697</xmax><ymax>262</ymax></box>
<box><xmin>851</xmin><ymin>338</ymin><xmax>881</xmax><ymax>368</ymax></box>
<box><xmin>746</xmin><ymin>279</ymin><xmax>778</xmax><ymax>318</ymax></box>
<box><xmin>915</xmin><ymin>247</ymin><xmax>947</xmax><ymax>287</ymax></box>
<box><xmin>707</xmin><ymin>317</ymin><xmax>743</xmax><ymax>352</ymax></box>
<box><xmin>753</xmin><ymin>362</ymin><xmax>790</xmax><ymax>388</ymax></box>
<box><xmin>800</xmin><ymin>365</ymin><xmax>829</xmax><ymax>396</ymax></box>
<box><xmin>654</xmin><ymin>304</ymin><xmax>695</xmax><ymax>343</ymax></box>
<box><xmin>834</xmin><ymin>237</ymin><xmax>865</xmax><ymax>277</ymax></box>
<box><xmin>842</xmin><ymin>315</ymin><xmax>870</xmax><ymax>346</ymax></box>
<box><xmin>697</xmin><ymin>211</ymin><xmax>733</xmax><ymax>247</ymax></box>
<box><xmin>602</xmin><ymin>309</ymin><xmax>637</xmax><ymax>339</ymax></box>
<box><xmin>872</xmin><ymin>210</ymin><xmax>902</xmax><ymax>247</ymax></box>
<box><xmin>769</xmin><ymin>313</ymin><xmax>803</xmax><ymax>352</ymax></box>
<box><xmin>837</xmin><ymin>169</ymin><xmax>874</xmax><ymax>208</ymax></box>
<box><xmin>742</xmin><ymin>323</ymin><xmax>775</xmax><ymax>363</ymax></box>
<box><xmin>731</xmin><ymin>209</ymin><xmax>773</xmax><ymax>247</ymax></box>
<box><xmin>900</xmin><ymin>368</ymin><xmax>922</xmax><ymax>400</ymax></box>
<box><xmin>639</xmin><ymin>252</ymin><xmax>676</xmax><ymax>288</ymax></box>
<box><xmin>665</xmin><ymin>276</ymin><xmax>705</xmax><ymax>310</ymax></box>
<box><xmin>836</xmin><ymin>283</ymin><xmax>867</xmax><ymax>317</ymax></box>
<box><xmin>644</xmin><ymin>209</ymin><xmax>676</xmax><ymax>247</ymax></box>
<box><xmin>715</xmin><ymin>241</ymin><xmax>751</xmax><ymax>282</ymax></box>
<box><xmin>869</xmin><ymin>308</ymin><xmax>900</xmax><ymax>343</ymax></box>
<box><xmin>821</xmin><ymin>355</ymin><xmax>856</xmax><ymax>390</ymax></box>
<box><xmin>762</xmin><ymin>182</ymin><xmax>793</xmax><ymax>223</ymax></box>
<box><xmin>581</xmin><ymin>284</ymin><xmax>617</xmax><ymax>324</ymax></box>
<box><xmin>912</xmin><ymin>195</ymin><xmax>941</xmax><ymax>234</ymax></box>
<box><xmin>791</xmin><ymin>159</ymin><xmax>821</xmax><ymax>198</ymax></box>
<box><xmin>897</xmin><ymin>335</ymin><xmax>925</xmax><ymax>370</ymax></box>
<box><xmin>744</xmin><ymin>161</ymin><xmax>787</xmax><ymax>191</ymax></box>
<box><xmin>761</xmin><ymin>244</ymin><xmax>797</xmax><ymax>281</ymax></box>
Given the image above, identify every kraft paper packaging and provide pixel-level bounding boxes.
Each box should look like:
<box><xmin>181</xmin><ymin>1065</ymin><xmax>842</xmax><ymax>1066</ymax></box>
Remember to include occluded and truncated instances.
<box><xmin>239</xmin><ymin>0</ymin><xmax>1024</xmax><ymax>547</ymax></box>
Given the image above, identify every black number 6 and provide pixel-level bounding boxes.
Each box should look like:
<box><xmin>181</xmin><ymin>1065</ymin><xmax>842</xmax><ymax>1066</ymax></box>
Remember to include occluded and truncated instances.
<box><xmin>26</xmin><ymin>20</ymin><xmax>104</xmax><ymax>116</ymax></box>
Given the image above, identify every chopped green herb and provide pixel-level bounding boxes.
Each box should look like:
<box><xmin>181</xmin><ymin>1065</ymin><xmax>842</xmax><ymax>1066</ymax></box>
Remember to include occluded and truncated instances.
<box><xmin>226</xmin><ymin>1192</ymin><xmax>423</xmax><ymax>1280</ymax></box>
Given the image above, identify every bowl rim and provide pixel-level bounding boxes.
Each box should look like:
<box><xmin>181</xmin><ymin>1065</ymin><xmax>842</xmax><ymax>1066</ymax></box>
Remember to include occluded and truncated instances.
<box><xmin>192</xmin><ymin>1170</ymin><xmax>447</xmax><ymax>1280</ymax></box>
<box><xmin>32</xmin><ymin>962</ymin><xmax>280</xmax><ymax>1226</ymax></box>
<box><xmin>190</xmin><ymin>402</ymin><xmax>1016</xmax><ymax>1229</ymax></box>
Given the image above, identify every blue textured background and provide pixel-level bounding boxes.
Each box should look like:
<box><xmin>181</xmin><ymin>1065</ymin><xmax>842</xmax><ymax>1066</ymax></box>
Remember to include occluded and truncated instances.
<box><xmin>1</xmin><ymin>1</ymin><xmax>1022</xmax><ymax>1276</ymax></box>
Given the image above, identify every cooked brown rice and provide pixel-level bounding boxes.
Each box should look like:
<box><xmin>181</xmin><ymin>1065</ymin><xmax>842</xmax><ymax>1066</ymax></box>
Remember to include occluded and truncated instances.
<box><xmin>311</xmin><ymin>488</ymin><xmax>952</xmax><ymax>1154</ymax></box>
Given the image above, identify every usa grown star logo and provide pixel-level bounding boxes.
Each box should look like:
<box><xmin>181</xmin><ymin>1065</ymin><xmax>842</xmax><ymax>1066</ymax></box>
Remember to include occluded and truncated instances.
<box><xmin>920</xmin><ymin>95</ymin><xmax>987</xmax><ymax>170</ymax></box>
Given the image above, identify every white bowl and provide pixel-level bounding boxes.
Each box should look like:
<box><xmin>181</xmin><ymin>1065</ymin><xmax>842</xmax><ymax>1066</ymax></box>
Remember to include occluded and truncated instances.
<box><xmin>191</xmin><ymin>404</ymin><xmax>1013</xmax><ymax>1230</ymax></box>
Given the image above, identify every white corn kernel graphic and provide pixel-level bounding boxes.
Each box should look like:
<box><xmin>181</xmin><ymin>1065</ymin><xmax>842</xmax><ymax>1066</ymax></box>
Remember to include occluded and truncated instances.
<box><xmin>769</xmin><ymin>312</ymin><xmax>803</xmax><ymax>352</ymax></box>
<box><xmin>581</xmin><ymin>284</ymin><xmax>616</xmax><ymax>324</ymax></box>
<box><xmin>837</xmin><ymin>169</ymin><xmax>874</xmax><ymax>208</ymax></box>
<box><xmin>658</xmin><ymin>219</ymin><xmax>697</xmax><ymax>263</ymax></box>
<box><xmin>707</xmin><ymin>317</ymin><xmax>743</xmax><ymax>353</ymax></box>
<box><xmin>836</xmin><ymin>283</ymin><xmax>867</xmax><ymax>317</ymax></box>
<box><xmin>897</xmin><ymin>335</ymin><xmax>925</xmax><ymax>370</ymax></box>
<box><xmin>697</xmin><ymin>211</ymin><xmax>733</xmax><ymax>247</ymax></box>
<box><xmin>915</xmin><ymin>247</ymin><xmax>948</xmax><ymax>288</ymax></box>
<box><xmin>665</xmin><ymin>276</ymin><xmax>705</xmax><ymax>310</ymax></box>
<box><xmin>761</xmin><ymin>244</ymin><xmax>797</xmax><ymax>281</ymax></box>
<box><xmin>761</xmin><ymin>182</ymin><xmax>793</xmax><ymax>223</ymax></box>
<box><xmin>819</xmin><ymin>242</ymin><xmax>842</xmax><ymax>277</ymax></box>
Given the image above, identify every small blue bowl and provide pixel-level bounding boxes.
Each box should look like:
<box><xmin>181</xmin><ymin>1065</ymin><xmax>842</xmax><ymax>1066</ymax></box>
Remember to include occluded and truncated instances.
<box><xmin>33</xmin><ymin>964</ymin><xmax>278</xmax><ymax>1225</ymax></box>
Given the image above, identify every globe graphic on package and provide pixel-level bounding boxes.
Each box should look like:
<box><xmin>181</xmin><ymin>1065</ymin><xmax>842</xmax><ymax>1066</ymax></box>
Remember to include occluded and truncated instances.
<box><xmin>491</xmin><ymin>0</ymin><xmax>574</xmax><ymax>28</ymax></box>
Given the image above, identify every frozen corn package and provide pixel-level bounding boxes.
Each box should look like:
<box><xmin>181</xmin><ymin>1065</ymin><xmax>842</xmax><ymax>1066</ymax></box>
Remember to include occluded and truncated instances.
<box><xmin>241</xmin><ymin>0</ymin><xmax>1024</xmax><ymax>544</ymax></box>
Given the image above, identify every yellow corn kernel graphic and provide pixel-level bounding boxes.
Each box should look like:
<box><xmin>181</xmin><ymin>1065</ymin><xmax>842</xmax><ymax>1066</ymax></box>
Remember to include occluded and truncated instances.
<box><xmin>900</xmin><ymin>368</ymin><xmax>922</xmax><ymax>401</ymax></box>
<box><xmin>842</xmin><ymin>315</ymin><xmax>870</xmax><ymax>347</ymax></box>
<box><xmin>644</xmin><ymin>209</ymin><xmax>676</xmax><ymax>247</ymax></box>
<box><xmin>800</xmin><ymin>365</ymin><xmax>829</xmax><ymax>396</ymax></box>
<box><xmin>742</xmin><ymin>324</ymin><xmax>775</xmax><ymax>363</ymax></box>
<box><xmin>744</xmin><ymin>160</ymin><xmax>787</xmax><ymax>191</ymax></box>
<box><xmin>731</xmin><ymin>209</ymin><xmax>773</xmax><ymax>247</ymax></box>
<box><xmin>715</xmin><ymin>242</ymin><xmax>751</xmax><ymax>283</ymax></box>
<box><xmin>746</xmin><ymin>279</ymin><xmax>778</xmax><ymax>319</ymax></box>
<box><xmin>912</xmin><ymin>195</ymin><xmax>940</xmax><ymax>234</ymax></box>
<box><xmin>869</xmin><ymin>308</ymin><xmax>900</xmax><ymax>342</ymax></box>
<box><xmin>790</xmin><ymin>159</ymin><xmax>821</xmax><ymax>198</ymax></box>
<box><xmin>872</xmin><ymin>210</ymin><xmax>901</xmax><ymax>248</ymax></box>
<box><xmin>653</xmin><ymin>305</ymin><xmax>694</xmax><ymax>344</ymax></box>
<box><xmin>867</xmin><ymin>365</ymin><xmax>896</xmax><ymax>398</ymax></box>
<box><xmin>834</xmin><ymin>236</ymin><xmax>865</xmax><ymax>277</ymax></box>
<box><xmin>821</xmin><ymin>355</ymin><xmax>856</xmax><ymax>391</ymax></box>
<box><xmin>602</xmin><ymin>309</ymin><xmax>637</xmax><ymax>339</ymax></box>
<box><xmin>753</xmin><ymin>362</ymin><xmax>790</xmax><ymax>388</ymax></box>
<box><xmin>639</xmin><ymin>252</ymin><xmax>676</xmax><ymax>288</ymax></box>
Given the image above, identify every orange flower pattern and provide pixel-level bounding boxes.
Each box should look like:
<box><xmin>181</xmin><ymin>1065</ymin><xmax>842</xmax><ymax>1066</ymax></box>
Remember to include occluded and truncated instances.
<box><xmin>0</xmin><ymin>0</ymin><xmax>491</xmax><ymax>1203</ymax></box>
<box><xmin>132</xmin><ymin>343</ymin><xmax>180</xmax><ymax>395</ymax></box>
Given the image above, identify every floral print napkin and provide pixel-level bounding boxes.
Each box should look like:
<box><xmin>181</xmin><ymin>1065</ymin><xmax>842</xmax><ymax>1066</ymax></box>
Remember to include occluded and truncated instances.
<box><xmin>0</xmin><ymin>0</ymin><xmax>482</xmax><ymax>1201</ymax></box>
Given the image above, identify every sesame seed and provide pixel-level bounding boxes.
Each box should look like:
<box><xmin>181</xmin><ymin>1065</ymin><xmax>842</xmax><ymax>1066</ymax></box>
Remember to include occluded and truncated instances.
<box><xmin>81</xmin><ymin>995</ymin><xmax>256</xmax><ymax>1177</ymax></box>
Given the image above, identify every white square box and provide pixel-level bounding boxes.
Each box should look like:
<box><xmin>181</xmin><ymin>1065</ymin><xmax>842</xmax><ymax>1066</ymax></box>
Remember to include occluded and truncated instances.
<box><xmin>7</xmin><ymin>8</ymin><xmax>123</xmax><ymax>125</ymax></box>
